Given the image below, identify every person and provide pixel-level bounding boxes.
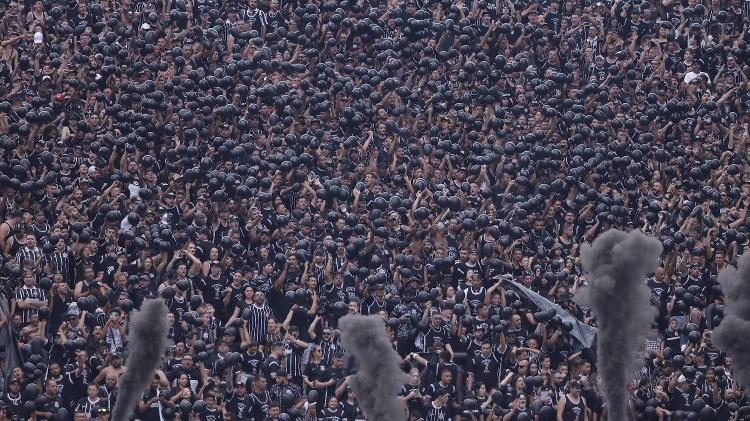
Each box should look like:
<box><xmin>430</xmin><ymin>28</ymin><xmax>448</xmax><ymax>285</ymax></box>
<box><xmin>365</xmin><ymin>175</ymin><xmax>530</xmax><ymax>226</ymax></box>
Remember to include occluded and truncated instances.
<box><xmin>269</xmin><ymin>369</ymin><xmax>302</xmax><ymax>410</ymax></box>
<box><xmin>467</xmin><ymin>340</ymin><xmax>504</xmax><ymax>392</ymax></box>
<box><xmin>249</xmin><ymin>375</ymin><xmax>272</xmax><ymax>420</ymax></box>
<box><xmin>318</xmin><ymin>396</ymin><xmax>346</xmax><ymax>421</ymax></box>
<box><xmin>138</xmin><ymin>378</ymin><xmax>166</xmax><ymax>421</ymax></box>
<box><xmin>12</xmin><ymin>270</ymin><xmax>47</xmax><ymax>325</ymax></box>
<box><xmin>74</xmin><ymin>383</ymin><xmax>104</xmax><ymax>418</ymax></box>
<box><xmin>0</xmin><ymin>0</ymin><xmax>744</xmax><ymax>419</ymax></box>
<box><xmin>503</xmin><ymin>394</ymin><xmax>533</xmax><ymax>421</ymax></box>
<box><xmin>423</xmin><ymin>389</ymin><xmax>449</xmax><ymax>421</ymax></box>
<box><xmin>400</xmin><ymin>368</ymin><xmax>424</xmax><ymax>414</ymax></box>
<box><xmin>224</xmin><ymin>379</ymin><xmax>251</xmax><ymax>419</ymax></box>
<box><xmin>556</xmin><ymin>380</ymin><xmax>588</xmax><ymax>421</ymax></box>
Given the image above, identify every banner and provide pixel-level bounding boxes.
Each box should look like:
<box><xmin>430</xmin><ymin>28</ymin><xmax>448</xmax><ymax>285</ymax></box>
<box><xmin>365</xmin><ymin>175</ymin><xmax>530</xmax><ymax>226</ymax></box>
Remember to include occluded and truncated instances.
<box><xmin>505</xmin><ymin>280</ymin><xmax>598</xmax><ymax>348</ymax></box>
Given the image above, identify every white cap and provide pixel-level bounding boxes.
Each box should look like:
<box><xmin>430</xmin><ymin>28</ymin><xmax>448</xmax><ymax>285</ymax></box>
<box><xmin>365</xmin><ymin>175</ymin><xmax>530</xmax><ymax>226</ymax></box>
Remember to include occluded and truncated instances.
<box><xmin>677</xmin><ymin>375</ymin><xmax>687</xmax><ymax>383</ymax></box>
<box><xmin>34</xmin><ymin>31</ymin><xmax>43</xmax><ymax>44</ymax></box>
<box><xmin>141</xmin><ymin>23</ymin><xmax>151</xmax><ymax>30</ymax></box>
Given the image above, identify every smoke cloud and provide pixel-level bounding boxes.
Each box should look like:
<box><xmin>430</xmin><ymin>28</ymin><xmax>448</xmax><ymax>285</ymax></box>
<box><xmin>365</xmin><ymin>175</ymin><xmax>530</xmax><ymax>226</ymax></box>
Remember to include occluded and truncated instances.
<box><xmin>577</xmin><ymin>230</ymin><xmax>662</xmax><ymax>421</ymax></box>
<box><xmin>339</xmin><ymin>315</ymin><xmax>408</xmax><ymax>421</ymax></box>
<box><xmin>713</xmin><ymin>253</ymin><xmax>750</xmax><ymax>388</ymax></box>
<box><xmin>112</xmin><ymin>299</ymin><xmax>169</xmax><ymax>421</ymax></box>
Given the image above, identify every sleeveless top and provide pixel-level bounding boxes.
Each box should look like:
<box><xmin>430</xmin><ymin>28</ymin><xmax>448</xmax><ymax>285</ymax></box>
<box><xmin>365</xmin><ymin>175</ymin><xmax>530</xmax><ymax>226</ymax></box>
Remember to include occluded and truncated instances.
<box><xmin>562</xmin><ymin>393</ymin><xmax>586</xmax><ymax>421</ymax></box>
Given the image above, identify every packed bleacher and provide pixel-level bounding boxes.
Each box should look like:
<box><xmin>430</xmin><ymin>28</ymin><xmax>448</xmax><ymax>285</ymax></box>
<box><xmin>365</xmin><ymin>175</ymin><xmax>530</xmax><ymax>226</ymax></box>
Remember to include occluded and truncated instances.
<box><xmin>0</xmin><ymin>0</ymin><xmax>749</xmax><ymax>419</ymax></box>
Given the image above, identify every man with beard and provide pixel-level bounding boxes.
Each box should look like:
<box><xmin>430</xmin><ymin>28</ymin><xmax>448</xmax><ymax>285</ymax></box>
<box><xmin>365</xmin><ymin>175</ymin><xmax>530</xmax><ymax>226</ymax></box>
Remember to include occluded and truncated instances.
<box><xmin>315</xmin><ymin>352</ymin><xmax>347</xmax><ymax>406</ymax></box>
<box><xmin>224</xmin><ymin>380</ymin><xmax>251</xmax><ymax>420</ymax></box>
<box><xmin>34</xmin><ymin>379</ymin><xmax>64</xmax><ymax>419</ymax></box>
<box><xmin>46</xmin><ymin>362</ymin><xmax>65</xmax><ymax>396</ymax></box>
<box><xmin>269</xmin><ymin>369</ymin><xmax>302</xmax><ymax>411</ymax></box>
<box><xmin>556</xmin><ymin>380</ymin><xmax>588</xmax><ymax>421</ymax></box>
<box><xmin>196</xmin><ymin>261</ymin><xmax>228</xmax><ymax>321</ymax></box>
<box><xmin>3</xmin><ymin>379</ymin><xmax>24</xmax><ymax>418</ymax></box>
<box><xmin>93</xmin><ymin>352</ymin><xmax>126</xmax><ymax>384</ymax></box>
<box><xmin>138</xmin><ymin>378</ymin><xmax>166</xmax><ymax>421</ymax></box>
<box><xmin>394</xmin><ymin>290</ymin><xmax>420</xmax><ymax>354</ymax></box>
<box><xmin>363</xmin><ymin>284</ymin><xmax>388</xmax><ymax>315</ymax></box>
<box><xmin>668</xmin><ymin>374</ymin><xmax>696</xmax><ymax>412</ymax></box>
<box><xmin>129</xmin><ymin>276</ymin><xmax>153</xmax><ymax>310</ymax></box>
<box><xmin>97</xmin><ymin>373</ymin><xmax>118</xmax><ymax>412</ymax></box>
<box><xmin>467</xmin><ymin>341</ymin><xmax>504</xmax><ymax>392</ymax></box>
<box><xmin>246</xmin><ymin>291</ymin><xmax>274</xmax><ymax>346</ymax></box>
<box><xmin>308</xmin><ymin>322</ymin><xmax>344</xmax><ymax>366</ymax></box>
<box><xmin>63</xmin><ymin>349</ymin><xmax>94</xmax><ymax>410</ymax></box>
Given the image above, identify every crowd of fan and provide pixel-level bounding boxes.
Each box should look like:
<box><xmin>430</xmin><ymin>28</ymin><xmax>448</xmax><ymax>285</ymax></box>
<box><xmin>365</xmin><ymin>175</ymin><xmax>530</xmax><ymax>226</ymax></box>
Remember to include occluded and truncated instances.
<box><xmin>0</xmin><ymin>0</ymin><xmax>749</xmax><ymax>418</ymax></box>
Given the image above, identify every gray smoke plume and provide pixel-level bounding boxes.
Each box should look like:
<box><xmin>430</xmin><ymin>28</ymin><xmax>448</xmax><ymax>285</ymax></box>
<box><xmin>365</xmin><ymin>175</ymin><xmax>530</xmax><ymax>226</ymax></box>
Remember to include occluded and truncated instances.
<box><xmin>112</xmin><ymin>299</ymin><xmax>169</xmax><ymax>421</ymax></box>
<box><xmin>339</xmin><ymin>315</ymin><xmax>408</xmax><ymax>421</ymax></box>
<box><xmin>577</xmin><ymin>230</ymin><xmax>662</xmax><ymax>421</ymax></box>
<box><xmin>713</xmin><ymin>253</ymin><xmax>750</xmax><ymax>388</ymax></box>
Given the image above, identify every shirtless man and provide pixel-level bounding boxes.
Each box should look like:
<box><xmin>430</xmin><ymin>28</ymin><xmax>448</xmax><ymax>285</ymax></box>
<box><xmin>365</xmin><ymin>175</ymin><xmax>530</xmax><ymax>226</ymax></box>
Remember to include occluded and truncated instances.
<box><xmin>93</xmin><ymin>353</ymin><xmax>126</xmax><ymax>384</ymax></box>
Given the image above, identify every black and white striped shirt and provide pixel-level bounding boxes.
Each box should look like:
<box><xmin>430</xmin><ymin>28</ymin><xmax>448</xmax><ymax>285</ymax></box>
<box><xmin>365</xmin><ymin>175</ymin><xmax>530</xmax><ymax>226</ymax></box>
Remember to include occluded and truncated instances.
<box><xmin>241</xmin><ymin>8</ymin><xmax>267</xmax><ymax>32</ymax></box>
<box><xmin>47</xmin><ymin>250</ymin><xmax>72</xmax><ymax>285</ymax></box>
<box><xmin>319</xmin><ymin>339</ymin><xmax>342</xmax><ymax>367</ymax></box>
<box><xmin>98</xmin><ymin>385</ymin><xmax>117</xmax><ymax>411</ymax></box>
<box><xmin>246</xmin><ymin>304</ymin><xmax>273</xmax><ymax>345</ymax></box>
<box><xmin>14</xmin><ymin>285</ymin><xmax>47</xmax><ymax>324</ymax></box>
<box><xmin>16</xmin><ymin>246</ymin><xmax>43</xmax><ymax>271</ymax></box>
<box><xmin>284</xmin><ymin>340</ymin><xmax>304</xmax><ymax>379</ymax></box>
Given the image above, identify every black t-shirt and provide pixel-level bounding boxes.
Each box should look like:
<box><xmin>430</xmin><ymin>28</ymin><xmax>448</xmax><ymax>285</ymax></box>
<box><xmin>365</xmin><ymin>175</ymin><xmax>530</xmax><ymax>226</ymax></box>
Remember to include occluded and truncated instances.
<box><xmin>196</xmin><ymin>404</ymin><xmax>221</xmax><ymax>421</ymax></box>
<box><xmin>4</xmin><ymin>392</ymin><xmax>24</xmax><ymax>419</ymax></box>
<box><xmin>197</xmin><ymin>275</ymin><xmax>227</xmax><ymax>311</ymax></box>
<box><xmin>669</xmin><ymin>385</ymin><xmax>696</xmax><ymax>412</ymax></box>
<box><xmin>425</xmin><ymin>382</ymin><xmax>457</xmax><ymax>407</ymax></box>
<box><xmin>242</xmin><ymin>350</ymin><xmax>265</xmax><ymax>377</ymax></box>
<box><xmin>400</xmin><ymin>383</ymin><xmax>423</xmax><ymax>412</ymax></box>
<box><xmin>508</xmin><ymin>407</ymin><xmax>534</xmax><ymax>421</ymax></box>
<box><xmin>36</xmin><ymin>393</ymin><xmax>64</xmax><ymax>420</ymax></box>
<box><xmin>422</xmin><ymin>323</ymin><xmax>450</xmax><ymax>352</ymax></box>
<box><xmin>249</xmin><ymin>390</ymin><xmax>271</xmax><ymax>420</ymax></box>
<box><xmin>139</xmin><ymin>389</ymin><xmax>162</xmax><ymax>421</ymax></box>
<box><xmin>264</xmin><ymin>356</ymin><xmax>281</xmax><ymax>384</ymax></box>
<box><xmin>318</xmin><ymin>406</ymin><xmax>346</xmax><ymax>421</ymax></box>
<box><xmin>341</xmin><ymin>399</ymin><xmax>360</xmax><ymax>420</ymax></box>
<box><xmin>468</xmin><ymin>351</ymin><xmax>503</xmax><ymax>385</ymax></box>
<box><xmin>320</xmin><ymin>366</ymin><xmax>347</xmax><ymax>404</ymax></box>
<box><xmin>224</xmin><ymin>391</ymin><xmax>251</xmax><ymax>420</ymax></box>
